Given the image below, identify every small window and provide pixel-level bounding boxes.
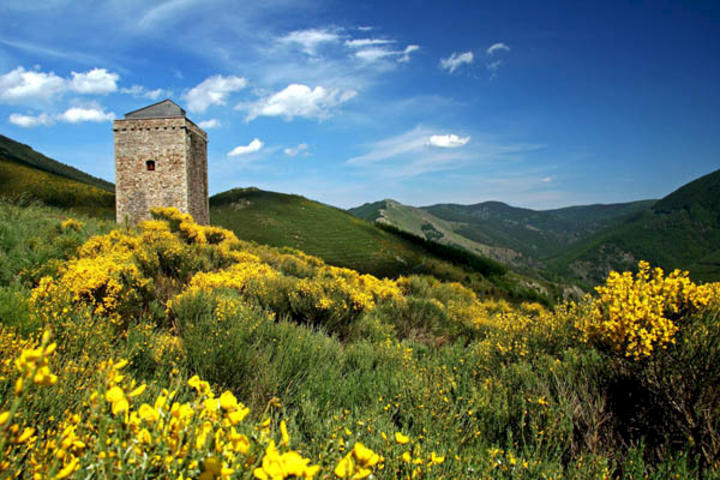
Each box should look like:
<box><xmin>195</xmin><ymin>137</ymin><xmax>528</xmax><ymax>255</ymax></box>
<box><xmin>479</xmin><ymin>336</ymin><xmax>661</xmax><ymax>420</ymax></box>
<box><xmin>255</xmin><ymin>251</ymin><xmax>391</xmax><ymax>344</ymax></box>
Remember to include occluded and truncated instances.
<box><xmin>146</xmin><ymin>160</ymin><xmax>155</xmax><ymax>171</ymax></box>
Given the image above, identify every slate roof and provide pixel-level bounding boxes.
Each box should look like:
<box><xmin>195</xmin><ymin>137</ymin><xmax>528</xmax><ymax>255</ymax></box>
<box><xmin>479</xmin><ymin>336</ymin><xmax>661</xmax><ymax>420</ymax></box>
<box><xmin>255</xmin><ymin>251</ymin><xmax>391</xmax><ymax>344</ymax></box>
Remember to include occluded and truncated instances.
<box><xmin>124</xmin><ymin>99</ymin><xmax>186</xmax><ymax>119</ymax></box>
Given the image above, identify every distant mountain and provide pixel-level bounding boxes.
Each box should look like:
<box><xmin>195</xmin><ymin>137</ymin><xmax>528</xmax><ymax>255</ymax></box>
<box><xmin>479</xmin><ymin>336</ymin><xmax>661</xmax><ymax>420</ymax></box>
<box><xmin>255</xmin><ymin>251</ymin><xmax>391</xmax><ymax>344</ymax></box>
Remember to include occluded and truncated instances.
<box><xmin>0</xmin><ymin>135</ymin><xmax>114</xmax><ymax>218</ymax></box>
<box><xmin>349</xmin><ymin>199</ymin><xmax>522</xmax><ymax>265</ymax></box>
<box><xmin>210</xmin><ymin>188</ymin><xmax>563</xmax><ymax>303</ymax></box>
<box><xmin>350</xmin><ymin>197</ymin><xmax>655</xmax><ymax>269</ymax></box>
<box><xmin>551</xmin><ymin>169</ymin><xmax>720</xmax><ymax>284</ymax></box>
<box><xmin>350</xmin><ymin>169</ymin><xmax>720</xmax><ymax>285</ymax></box>
<box><xmin>423</xmin><ymin>200</ymin><xmax>656</xmax><ymax>261</ymax></box>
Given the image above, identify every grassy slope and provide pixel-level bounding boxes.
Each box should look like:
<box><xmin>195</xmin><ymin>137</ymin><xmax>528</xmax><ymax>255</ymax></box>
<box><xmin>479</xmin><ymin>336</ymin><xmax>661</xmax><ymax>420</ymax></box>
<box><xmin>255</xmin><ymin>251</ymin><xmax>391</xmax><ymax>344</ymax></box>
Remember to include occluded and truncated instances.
<box><xmin>349</xmin><ymin>199</ymin><xmax>522</xmax><ymax>264</ymax></box>
<box><xmin>549</xmin><ymin>168</ymin><xmax>720</xmax><ymax>284</ymax></box>
<box><xmin>0</xmin><ymin>134</ymin><xmax>114</xmax><ymax>192</ymax></box>
<box><xmin>0</xmin><ymin>158</ymin><xmax>115</xmax><ymax>219</ymax></box>
<box><xmin>422</xmin><ymin>200</ymin><xmax>656</xmax><ymax>259</ymax></box>
<box><xmin>210</xmin><ymin>188</ymin><xmax>560</xmax><ymax>303</ymax></box>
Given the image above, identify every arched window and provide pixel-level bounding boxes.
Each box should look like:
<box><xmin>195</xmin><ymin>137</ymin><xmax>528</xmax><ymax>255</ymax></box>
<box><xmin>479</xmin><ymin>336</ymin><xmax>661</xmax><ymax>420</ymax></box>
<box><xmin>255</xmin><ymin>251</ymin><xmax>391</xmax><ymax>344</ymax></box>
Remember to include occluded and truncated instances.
<box><xmin>146</xmin><ymin>160</ymin><xmax>155</xmax><ymax>171</ymax></box>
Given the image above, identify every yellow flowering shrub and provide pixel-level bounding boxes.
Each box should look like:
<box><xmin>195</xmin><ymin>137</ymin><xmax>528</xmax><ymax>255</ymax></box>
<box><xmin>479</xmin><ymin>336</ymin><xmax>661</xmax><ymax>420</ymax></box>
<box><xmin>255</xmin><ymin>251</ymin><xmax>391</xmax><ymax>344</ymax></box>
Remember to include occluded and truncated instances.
<box><xmin>578</xmin><ymin>261</ymin><xmax>720</xmax><ymax>359</ymax></box>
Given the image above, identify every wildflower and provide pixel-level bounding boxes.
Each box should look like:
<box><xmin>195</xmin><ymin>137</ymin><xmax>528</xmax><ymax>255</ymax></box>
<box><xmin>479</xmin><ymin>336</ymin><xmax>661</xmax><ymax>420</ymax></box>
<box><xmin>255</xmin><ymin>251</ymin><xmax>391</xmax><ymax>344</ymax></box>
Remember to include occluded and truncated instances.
<box><xmin>394</xmin><ymin>432</ymin><xmax>410</xmax><ymax>444</ymax></box>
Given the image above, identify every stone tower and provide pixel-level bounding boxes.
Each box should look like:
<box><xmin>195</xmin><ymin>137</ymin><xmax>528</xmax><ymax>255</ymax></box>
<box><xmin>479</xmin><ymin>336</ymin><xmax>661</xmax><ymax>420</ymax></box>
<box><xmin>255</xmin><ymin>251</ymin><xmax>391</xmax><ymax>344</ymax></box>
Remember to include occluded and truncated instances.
<box><xmin>113</xmin><ymin>99</ymin><xmax>209</xmax><ymax>225</ymax></box>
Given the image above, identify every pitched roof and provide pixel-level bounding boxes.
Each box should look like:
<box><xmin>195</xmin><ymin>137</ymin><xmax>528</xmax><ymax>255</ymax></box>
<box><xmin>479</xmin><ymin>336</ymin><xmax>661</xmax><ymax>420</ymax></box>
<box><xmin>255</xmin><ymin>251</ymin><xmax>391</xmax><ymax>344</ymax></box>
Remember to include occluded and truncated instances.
<box><xmin>124</xmin><ymin>99</ymin><xmax>186</xmax><ymax>119</ymax></box>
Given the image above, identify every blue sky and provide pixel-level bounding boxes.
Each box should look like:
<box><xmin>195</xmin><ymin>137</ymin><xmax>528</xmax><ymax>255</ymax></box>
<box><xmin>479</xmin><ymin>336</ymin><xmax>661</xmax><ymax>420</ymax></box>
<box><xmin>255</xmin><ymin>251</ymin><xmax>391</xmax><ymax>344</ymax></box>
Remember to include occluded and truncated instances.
<box><xmin>1</xmin><ymin>0</ymin><xmax>718</xmax><ymax>209</ymax></box>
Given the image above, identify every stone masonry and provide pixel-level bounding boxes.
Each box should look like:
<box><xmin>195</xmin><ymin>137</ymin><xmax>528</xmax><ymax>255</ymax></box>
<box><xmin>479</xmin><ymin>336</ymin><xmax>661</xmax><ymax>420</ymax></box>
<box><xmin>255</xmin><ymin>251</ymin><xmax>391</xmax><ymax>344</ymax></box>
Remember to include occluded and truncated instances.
<box><xmin>113</xmin><ymin>100</ymin><xmax>209</xmax><ymax>225</ymax></box>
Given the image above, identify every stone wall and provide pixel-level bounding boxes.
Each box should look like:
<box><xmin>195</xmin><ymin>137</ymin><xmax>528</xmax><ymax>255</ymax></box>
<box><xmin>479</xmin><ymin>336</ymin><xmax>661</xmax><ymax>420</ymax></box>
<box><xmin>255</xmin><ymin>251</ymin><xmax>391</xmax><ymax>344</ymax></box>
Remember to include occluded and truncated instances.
<box><xmin>114</xmin><ymin>117</ymin><xmax>189</xmax><ymax>224</ymax></box>
<box><xmin>184</xmin><ymin>120</ymin><xmax>209</xmax><ymax>224</ymax></box>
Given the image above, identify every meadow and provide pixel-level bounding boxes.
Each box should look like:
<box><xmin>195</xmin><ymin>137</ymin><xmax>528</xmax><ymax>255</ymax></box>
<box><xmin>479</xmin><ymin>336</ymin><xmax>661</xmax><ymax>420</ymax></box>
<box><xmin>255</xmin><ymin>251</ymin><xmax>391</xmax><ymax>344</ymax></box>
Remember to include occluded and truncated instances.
<box><xmin>1</xmin><ymin>199</ymin><xmax>720</xmax><ymax>479</ymax></box>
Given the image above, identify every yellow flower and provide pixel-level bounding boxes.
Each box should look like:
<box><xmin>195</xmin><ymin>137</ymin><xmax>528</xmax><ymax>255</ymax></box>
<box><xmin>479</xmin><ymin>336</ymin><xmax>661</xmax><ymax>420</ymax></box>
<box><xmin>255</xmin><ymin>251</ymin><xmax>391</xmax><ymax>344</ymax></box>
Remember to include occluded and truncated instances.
<box><xmin>15</xmin><ymin>427</ymin><xmax>35</xmax><ymax>443</ymax></box>
<box><xmin>280</xmin><ymin>420</ymin><xmax>290</xmax><ymax>446</ymax></box>
<box><xmin>128</xmin><ymin>384</ymin><xmax>146</xmax><ymax>398</ymax></box>
<box><xmin>54</xmin><ymin>457</ymin><xmax>79</xmax><ymax>479</ymax></box>
<box><xmin>138</xmin><ymin>403</ymin><xmax>159</xmax><ymax>423</ymax></box>
<box><xmin>0</xmin><ymin>411</ymin><xmax>9</xmax><ymax>425</ymax></box>
<box><xmin>219</xmin><ymin>391</ymin><xmax>238</xmax><ymax>411</ymax></box>
<box><xmin>394</xmin><ymin>432</ymin><xmax>409</xmax><ymax>445</ymax></box>
<box><xmin>401</xmin><ymin>452</ymin><xmax>411</xmax><ymax>464</ymax></box>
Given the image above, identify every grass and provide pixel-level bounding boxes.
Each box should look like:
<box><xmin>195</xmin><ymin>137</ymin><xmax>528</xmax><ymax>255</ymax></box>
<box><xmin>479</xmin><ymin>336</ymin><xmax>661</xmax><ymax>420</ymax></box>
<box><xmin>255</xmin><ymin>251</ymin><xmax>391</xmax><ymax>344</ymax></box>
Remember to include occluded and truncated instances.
<box><xmin>1</xmin><ymin>201</ymin><xmax>718</xmax><ymax>478</ymax></box>
<box><xmin>0</xmin><ymin>133</ymin><xmax>114</xmax><ymax>192</ymax></box>
<box><xmin>0</xmin><ymin>159</ymin><xmax>115</xmax><ymax>219</ymax></box>
<box><xmin>210</xmin><ymin>188</ymin><xmax>556</xmax><ymax>303</ymax></box>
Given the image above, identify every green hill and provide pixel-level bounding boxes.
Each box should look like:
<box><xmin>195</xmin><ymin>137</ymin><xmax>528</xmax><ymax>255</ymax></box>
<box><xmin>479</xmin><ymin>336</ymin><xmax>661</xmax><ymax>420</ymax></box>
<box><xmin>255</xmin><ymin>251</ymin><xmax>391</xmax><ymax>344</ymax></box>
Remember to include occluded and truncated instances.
<box><xmin>0</xmin><ymin>134</ymin><xmax>115</xmax><ymax>218</ymax></box>
<box><xmin>0</xmin><ymin>134</ymin><xmax>114</xmax><ymax>192</ymax></box>
<box><xmin>209</xmin><ymin>188</ymin><xmax>562</xmax><ymax>303</ymax></box>
<box><xmin>422</xmin><ymin>199</ymin><xmax>656</xmax><ymax>260</ymax></box>
<box><xmin>349</xmin><ymin>199</ymin><xmax>523</xmax><ymax>265</ymax></box>
<box><xmin>550</xmin><ymin>168</ymin><xmax>720</xmax><ymax>284</ymax></box>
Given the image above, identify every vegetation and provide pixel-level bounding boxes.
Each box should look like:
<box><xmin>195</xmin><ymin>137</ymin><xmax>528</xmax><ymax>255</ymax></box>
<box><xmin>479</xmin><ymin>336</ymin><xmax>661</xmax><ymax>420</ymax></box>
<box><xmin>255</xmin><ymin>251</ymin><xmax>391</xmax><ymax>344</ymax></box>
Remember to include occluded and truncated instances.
<box><xmin>375</xmin><ymin>222</ymin><xmax>506</xmax><ymax>277</ymax></box>
<box><xmin>209</xmin><ymin>188</ymin><xmax>552</xmax><ymax>304</ymax></box>
<box><xmin>550</xmin><ymin>169</ymin><xmax>720</xmax><ymax>285</ymax></box>
<box><xmin>0</xmin><ymin>134</ymin><xmax>113</xmax><ymax>193</ymax></box>
<box><xmin>2</xmin><ymin>200</ymin><xmax>720</xmax><ymax>478</ymax></box>
<box><xmin>0</xmin><ymin>159</ymin><xmax>115</xmax><ymax>218</ymax></box>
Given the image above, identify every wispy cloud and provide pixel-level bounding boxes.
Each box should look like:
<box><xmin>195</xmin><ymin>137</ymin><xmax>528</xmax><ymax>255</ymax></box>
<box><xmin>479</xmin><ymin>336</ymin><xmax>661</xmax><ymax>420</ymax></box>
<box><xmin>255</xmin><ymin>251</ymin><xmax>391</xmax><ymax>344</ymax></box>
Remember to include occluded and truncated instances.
<box><xmin>197</xmin><ymin>118</ymin><xmax>220</xmax><ymax>129</ymax></box>
<box><xmin>228</xmin><ymin>138</ymin><xmax>264</xmax><ymax>156</ymax></box>
<box><xmin>8</xmin><ymin>112</ymin><xmax>53</xmax><ymax>127</ymax></box>
<box><xmin>486</xmin><ymin>42</ymin><xmax>510</xmax><ymax>55</ymax></box>
<box><xmin>485</xmin><ymin>42</ymin><xmax>510</xmax><ymax>77</ymax></box>
<box><xmin>278</xmin><ymin>28</ymin><xmax>341</xmax><ymax>55</ymax></box>
<box><xmin>439</xmin><ymin>51</ymin><xmax>474</xmax><ymax>73</ymax></box>
<box><xmin>345</xmin><ymin>38</ymin><xmax>393</xmax><ymax>48</ymax></box>
<box><xmin>138</xmin><ymin>0</ymin><xmax>205</xmax><ymax>29</ymax></box>
<box><xmin>121</xmin><ymin>85</ymin><xmax>169</xmax><ymax>100</ymax></box>
<box><xmin>348</xmin><ymin>126</ymin><xmax>542</xmax><ymax>179</ymax></box>
<box><xmin>284</xmin><ymin>143</ymin><xmax>309</xmax><ymax>157</ymax></box>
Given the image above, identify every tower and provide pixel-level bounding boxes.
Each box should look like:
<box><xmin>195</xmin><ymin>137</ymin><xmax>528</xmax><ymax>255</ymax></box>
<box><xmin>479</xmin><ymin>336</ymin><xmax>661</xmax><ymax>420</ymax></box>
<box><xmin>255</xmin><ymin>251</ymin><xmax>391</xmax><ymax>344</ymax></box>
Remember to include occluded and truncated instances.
<box><xmin>113</xmin><ymin>99</ymin><xmax>209</xmax><ymax>225</ymax></box>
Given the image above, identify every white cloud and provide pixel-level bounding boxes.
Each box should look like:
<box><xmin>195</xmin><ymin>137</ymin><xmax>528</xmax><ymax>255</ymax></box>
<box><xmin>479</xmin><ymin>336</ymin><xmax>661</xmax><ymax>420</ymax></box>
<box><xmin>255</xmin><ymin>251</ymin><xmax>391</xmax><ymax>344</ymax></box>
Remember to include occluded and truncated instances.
<box><xmin>354</xmin><ymin>44</ymin><xmax>419</xmax><ymax>64</ymax></box>
<box><xmin>9</xmin><ymin>105</ymin><xmax>115</xmax><ymax>127</ymax></box>
<box><xmin>184</xmin><ymin>74</ymin><xmax>247</xmax><ymax>113</ymax></box>
<box><xmin>399</xmin><ymin>45</ymin><xmax>419</xmax><ymax>63</ymax></box>
<box><xmin>121</xmin><ymin>85</ymin><xmax>168</xmax><ymax>100</ymax></box>
<box><xmin>197</xmin><ymin>118</ymin><xmax>220</xmax><ymax>129</ymax></box>
<box><xmin>344</xmin><ymin>38</ymin><xmax>393</xmax><ymax>48</ymax></box>
<box><xmin>228</xmin><ymin>138</ymin><xmax>264</xmax><ymax>156</ymax></box>
<box><xmin>69</xmin><ymin>68</ymin><xmax>118</xmax><ymax>94</ymax></box>
<box><xmin>279</xmin><ymin>28</ymin><xmax>340</xmax><ymax>55</ymax></box>
<box><xmin>439</xmin><ymin>51</ymin><xmax>474</xmax><ymax>73</ymax></box>
<box><xmin>357</xmin><ymin>26</ymin><xmax>373</xmax><ymax>32</ymax></box>
<box><xmin>348</xmin><ymin>126</ymin><xmax>540</xmax><ymax>180</ymax></box>
<box><xmin>354</xmin><ymin>47</ymin><xmax>394</xmax><ymax>62</ymax></box>
<box><xmin>9</xmin><ymin>112</ymin><xmax>53</xmax><ymax>127</ymax></box>
<box><xmin>0</xmin><ymin>66</ymin><xmax>65</xmax><ymax>103</ymax></box>
<box><xmin>486</xmin><ymin>42</ymin><xmax>510</xmax><ymax>55</ymax></box>
<box><xmin>244</xmin><ymin>83</ymin><xmax>357</xmax><ymax>121</ymax></box>
<box><xmin>58</xmin><ymin>106</ymin><xmax>115</xmax><ymax>123</ymax></box>
<box><xmin>284</xmin><ymin>143</ymin><xmax>309</xmax><ymax>157</ymax></box>
<box><xmin>428</xmin><ymin>134</ymin><xmax>471</xmax><ymax>148</ymax></box>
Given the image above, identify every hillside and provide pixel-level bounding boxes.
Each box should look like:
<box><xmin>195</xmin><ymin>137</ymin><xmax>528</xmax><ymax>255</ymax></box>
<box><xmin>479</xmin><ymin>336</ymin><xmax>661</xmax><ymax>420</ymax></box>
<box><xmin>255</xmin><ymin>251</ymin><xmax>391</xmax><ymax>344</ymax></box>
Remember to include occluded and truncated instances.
<box><xmin>210</xmin><ymin>188</ymin><xmax>561</xmax><ymax>303</ymax></box>
<box><xmin>0</xmin><ymin>134</ymin><xmax>114</xmax><ymax>192</ymax></box>
<box><xmin>551</xmin><ymin>168</ymin><xmax>720</xmax><ymax>284</ymax></box>
<box><xmin>422</xmin><ymin>200</ymin><xmax>656</xmax><ymax>260</ymax></box>
<box><xmin>0</xmin><ymin>135</ymin><xmax>115</xmax><ymax>218</ymax></box>
<box><xmin>349</xmin><ymin>199</ymin><xmax>522</xmax><ymax>265</ymax></box>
